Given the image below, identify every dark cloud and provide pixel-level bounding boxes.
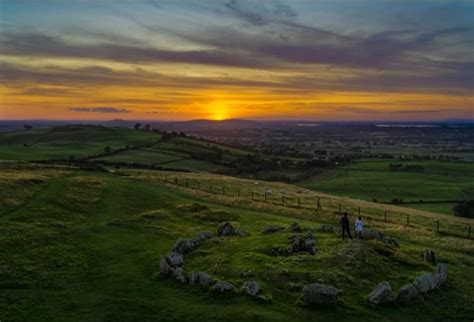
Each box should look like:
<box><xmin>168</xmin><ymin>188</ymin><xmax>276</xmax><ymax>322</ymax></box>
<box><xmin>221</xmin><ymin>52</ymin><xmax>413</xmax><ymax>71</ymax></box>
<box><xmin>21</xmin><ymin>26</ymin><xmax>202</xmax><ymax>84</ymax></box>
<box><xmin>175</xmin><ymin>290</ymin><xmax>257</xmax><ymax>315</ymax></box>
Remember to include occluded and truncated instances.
<box><xmin>69</xmin><ymin>107</ymin><xmax>131</xmax><ymax>113</ymax></box>
<box><xmin>223</xmin><ymin>0</ymin><xmax>297</xmax><ymax>26</ymax></box>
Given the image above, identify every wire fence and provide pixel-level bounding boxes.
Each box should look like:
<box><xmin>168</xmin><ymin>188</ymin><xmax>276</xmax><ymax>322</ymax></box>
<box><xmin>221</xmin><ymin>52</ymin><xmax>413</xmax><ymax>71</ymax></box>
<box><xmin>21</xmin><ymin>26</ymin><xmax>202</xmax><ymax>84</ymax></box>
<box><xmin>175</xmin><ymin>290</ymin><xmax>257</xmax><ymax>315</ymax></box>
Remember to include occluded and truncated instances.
<box><xmin>117</xmin><ymin>169</ymin><xmax>473</xmax><ymax>240</ymax></box>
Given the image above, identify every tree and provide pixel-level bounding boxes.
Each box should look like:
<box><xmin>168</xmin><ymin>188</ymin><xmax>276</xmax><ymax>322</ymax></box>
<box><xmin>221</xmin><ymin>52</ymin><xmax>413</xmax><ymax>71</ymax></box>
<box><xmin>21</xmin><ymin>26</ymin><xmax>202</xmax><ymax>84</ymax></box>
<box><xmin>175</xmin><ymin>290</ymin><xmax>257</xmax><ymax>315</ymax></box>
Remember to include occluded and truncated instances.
<box><xmin>24</xmin><ymin>124</ymin><xmax>33</xmax><ymax>130</ymax></box>
<box><xmin>134</xmin><ymin>123</ymin><xmax>141</xmax><ymax>130</ymax></box>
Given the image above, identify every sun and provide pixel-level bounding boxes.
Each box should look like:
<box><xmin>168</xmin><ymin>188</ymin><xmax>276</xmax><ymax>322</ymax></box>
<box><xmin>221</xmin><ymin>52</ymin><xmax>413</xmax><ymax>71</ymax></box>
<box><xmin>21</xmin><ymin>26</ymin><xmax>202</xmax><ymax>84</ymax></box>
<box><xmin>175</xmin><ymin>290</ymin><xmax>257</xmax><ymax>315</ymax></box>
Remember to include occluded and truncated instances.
<box><xmin>208</xmin><ymin>100</ymin><xmax>229</xmax><ymax>120</ymax></box>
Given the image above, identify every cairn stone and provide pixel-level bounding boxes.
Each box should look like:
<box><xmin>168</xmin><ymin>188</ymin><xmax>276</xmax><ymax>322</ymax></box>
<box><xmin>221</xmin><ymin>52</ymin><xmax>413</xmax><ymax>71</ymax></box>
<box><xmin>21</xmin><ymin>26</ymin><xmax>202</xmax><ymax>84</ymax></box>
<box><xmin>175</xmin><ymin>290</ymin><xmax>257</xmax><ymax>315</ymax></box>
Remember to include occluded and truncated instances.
<box><xmin>188</xmin><ymin>271</ymin><xmax>215</xmax><ymax>287</ymax></box>
<box><xmin>305</xmin><ymin>238</ymin><xmax>317</xmax><ymax>255</ymax></box>
<box><xmin>212</xmin><ymin>281</ymin><xmax>235</xmax><ymax>293</ymax></box>
<box><xmin>290</xmin><ymin>222</ymin><xmax>303</xmax><ymax>233</ymax></box>
<box><xmin>166</xmin><ymin>251</ymin><xmax>184</xmax><ymax>267</ymax></box>
<box><xmin>421</xmin><ymin>249</ymin><xmax>436</xmax><ymax>263</ymax></box>
<box><xmin>397</xmin><ymin>283</ymin><xmax>418</xmax><ymax>302</ymax></box>
<box><xmin>361</xmin><ymin>229</ymin><xmax>385</xmax><ymax>241</ymax></box>
<box><xmin>382</xmin><ymin>236</ymin><xmax>399</xmax><ymax>248</ymax></box>
<box><xmin>316</xmin><ymin>224</ymin><xmax>334</xmax><ymax>233</ymax></box>
<box><xmin>159</xmin><ymin>258</ymin><xmax>174</xmax><ymax>276</ymax></box>
<box><xmin>217</xmin><ymin>222</ymin><xmax>237</xmax><ymax>236</ymax></box>
<box><xmin>241</xmin><ymin>281</ymin><xmax>262</xmax><ymax>296</ymax></box>
<box><xmin>172</xmin><ymin>238</ymin><xmax>197</xmax><ymax>254</ymax></box>
<box><xmin>302</xmin><ymin>283</ymin><xmax>339</xmax><ymax>306</ymax></box>
<box><xmin>413</xmin><ymin>273</ymin><xmax>435</xmax><ymax>293</ymax></box>
<box><xmin>262</xmin><ymin>225</ymin><xmax>285</xmax><ymax>234</ymax></box>
<box><xmin>368</xmin><ymin>281</ymin><xmax>394</xmax><ymax>305</ymax></box>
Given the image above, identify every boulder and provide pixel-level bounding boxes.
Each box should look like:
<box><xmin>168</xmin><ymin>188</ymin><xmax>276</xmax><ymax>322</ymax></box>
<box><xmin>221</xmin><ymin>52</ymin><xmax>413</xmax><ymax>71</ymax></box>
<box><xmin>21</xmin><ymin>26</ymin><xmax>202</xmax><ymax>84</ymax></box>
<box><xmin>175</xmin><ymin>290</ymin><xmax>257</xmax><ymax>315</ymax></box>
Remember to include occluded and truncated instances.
<box><xmin>262</xmin><ymin>225</ymin><xmax>285</xmax><ymax>234</ymax></box>
<box><xmin>361</xmin><ymin>229</ymin><xmax>385</xmax><ymax>241</ymax></box>
<box><xmin>159</xmin><ymin>258</ymin><xmax>174</xmax><ymax>276</ymax></box>
<box><xmin>397</xmin><ymin>283</ymin><xmax>418</xmax><ymax>302</ymax></box>
<box><xmin>382</xmin><ymin>236</ymin><xmax>399</xmax><ymax>248</ymax></box>
<box><xmin>305</xmin><ymin>238</ymin><xmax>317</xmax><ymax>255</ymax></box>
<box><xmin>188</xmin><ymin>271</ymin><xmax>215</xmax><ymax>287</ymax></box>
<box><xmin>316</xmin><ymin>224</ymin><xmax>335</xmax><ymax>233</ymax></box>
<box><xmin>195</xmin><ymin>231</ymin><xmax>213</xmax><ymax>241</ymax></box>
<box><xmin>172</xmin><ymin>238</ymin><xmax>198</xmax><ymax>254</ymax></box>
<box><xmin>166</xmin><ymin>251</ymin><xmax>184</xmax><ymax>267</ymax></box>
<box><xmin>241</xmin><ymin>281</ymin><xmax>262</xmax><ymax>296</ymax></box>
<box><xmin>421</xmin><ymin>249</ymin><xmax>436</xmax><ymax>263</ymax></box>
<box><xmin>217</xmin><ymin>222</ymin><xmax>237</xmax><ymax>236</ymax></box>
<box><xmin>290</xmin><ymin>222</ymin><xmax>303</xmax><ymax>233</ymax></box>
<box><xmin>212</xmin><ymin>280</ymin><xmax>235</xmax><ymax>293</ymax></box>
<box><xmin>413</xmin><ymin>273</ymin><xmax>435</xmax><ymax>293</ymax></box>
<box><xmin>436</xmin><ymin>263</ymin><xmax>448</xmax><ymax>280</ymax></box>
<box><xmin>302</xmin><ymin>283</ymin><xmax>339</xmax><ymax>306</ymax></box>
<box><xmin>368</xmin><ymin>281</ymin><xmax>394</xmax><ymax>305</ymax></box>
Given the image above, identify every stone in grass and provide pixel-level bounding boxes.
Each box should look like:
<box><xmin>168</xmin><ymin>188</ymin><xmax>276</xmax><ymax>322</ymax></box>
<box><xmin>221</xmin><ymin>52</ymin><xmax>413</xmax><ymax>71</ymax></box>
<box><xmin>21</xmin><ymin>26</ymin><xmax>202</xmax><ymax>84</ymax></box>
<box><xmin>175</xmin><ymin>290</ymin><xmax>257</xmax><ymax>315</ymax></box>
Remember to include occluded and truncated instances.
<box><xmin>436</xmin><ymin>263</ymin><xmax>448</xmax><ymax>280</ymax></box>
<box><xmin>195</xmin><ymin>231</ymin><xmax>214</xmax><ymax>241</ymax></box>
<box><xmin>361</xmin><ymin>229</ymin><xmax>385</xmax><ymax>241</ymax></box>
<box><xmin>302</xmin><ymin>283</ymin><xmax>339</xmax><ymax>306</ymax></box>
<box><xmin>422</xmin><ymin>249</ymin><xmax>436</xmax><ymax>263</ymax></box>
<box><xmin>305</xmin><ymin>237</ymin><xmax>317</xmax><ymax>255</ymax></box>
<box><xmin>212</xmin><ymin>281</ymin><xmax>235</xmax><ymax>293</ymax></box>
<box><xmin>382</xmin><ymin>236</ymin><xmax>400</xmax><ymax>248</ymax></box>
<box><xmin>397</xmin><ymin>283</ymin><xmax>419</xmax><ymax>303</ymax></box>
<box><xmin>241</xmin><ymin>281</ymin><xmax>262</xmax><ymax>296</ymax></box>
<box><xmin>290</xmin><ymin>222</ymin><xmax>303</xmax><ymax>233</ymax></box>
<box><xmin>413</xmin><ymin>273</ymin><xmax>435</xmax><ymax>293</ymax></box>
<box><xmin>316</xmin><ymin>224</ymin><xmax>335</xmax><ymax>233</ymax></box>
<box><xmin>262</xmin><ymin>225</ymin><xmax>285</xmax><ymax>234</ymax></box>
<box><xmin>166</xmin><ymin>251</ymin><xmax>184</xmax><ymax>267</ymax></box>
<box><xmin>159</xmin><ymin>258</ymin><xmax>174</xmax><ymax>276</ymax></box>
<box><xmin>172</xmin><ymin>238</ymin><xmax>198</xmax><ymax>254</ymax></box>
<box><xmin>217</xmin><ymin>222</ymin><xmax>237</xmax><ymax>237</ymax></box>
<box><xmin>367</xmin><ymin>281</ymin><xmax>394</xmax><ymax>305</ymax></box>
<box><xmin>188</xmin><ymin>271</ymin><xmax>215</xmax><ymax>287</ymax></box>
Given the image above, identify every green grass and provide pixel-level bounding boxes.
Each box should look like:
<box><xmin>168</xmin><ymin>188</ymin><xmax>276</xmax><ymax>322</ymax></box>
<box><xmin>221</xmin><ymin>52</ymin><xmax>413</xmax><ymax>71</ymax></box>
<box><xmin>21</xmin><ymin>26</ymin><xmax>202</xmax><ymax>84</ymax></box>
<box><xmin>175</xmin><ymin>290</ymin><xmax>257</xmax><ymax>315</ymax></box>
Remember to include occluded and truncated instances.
<box><xmin>161</xmin><ymin>159</ymin><xmax>229</xmax><ymax>172</ymax></box>
<box><xmin>1</xmin><ymin>167</ymin><xmax>473</xmax><ymax>321</ymax></box>
<box><xmin>0</xmin><ymin>125</ymin><xmax>160</xmax><ymax>161</ymax></box>
<box><xmin>297</xmin><ymin>160</ymin><xmax>474</xmax><ymax>215</ymax></box>
<box><xmin>94</xmin><ymin>148</ymin><xmax>186</xmax><ymax>164</ymax></box>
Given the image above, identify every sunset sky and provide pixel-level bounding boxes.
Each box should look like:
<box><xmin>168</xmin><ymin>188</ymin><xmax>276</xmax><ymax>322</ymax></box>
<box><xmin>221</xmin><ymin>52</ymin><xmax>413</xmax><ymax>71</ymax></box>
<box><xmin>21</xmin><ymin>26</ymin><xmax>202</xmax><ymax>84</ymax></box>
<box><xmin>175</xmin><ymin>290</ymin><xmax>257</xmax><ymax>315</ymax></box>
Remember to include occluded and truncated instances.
<box><xmin>0</xmin><ymin>0</ymin><xmax>473</xmax><ymax>121</ymax></box>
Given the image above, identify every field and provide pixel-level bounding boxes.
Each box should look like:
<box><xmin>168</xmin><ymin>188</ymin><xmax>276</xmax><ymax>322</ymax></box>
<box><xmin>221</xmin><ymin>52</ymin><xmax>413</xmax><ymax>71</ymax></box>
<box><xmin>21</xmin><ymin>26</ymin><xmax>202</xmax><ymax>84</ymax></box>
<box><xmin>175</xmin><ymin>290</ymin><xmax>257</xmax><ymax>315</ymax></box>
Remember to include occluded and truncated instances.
<box><xmin>297</xmin><ymin>160</ymin><xmax>474</xmax><ymax>216</ymax></box>
<box><xmin>1</xmin><ymin>166</ymin><xmax>473</xmax><ymax>321</ymax></box>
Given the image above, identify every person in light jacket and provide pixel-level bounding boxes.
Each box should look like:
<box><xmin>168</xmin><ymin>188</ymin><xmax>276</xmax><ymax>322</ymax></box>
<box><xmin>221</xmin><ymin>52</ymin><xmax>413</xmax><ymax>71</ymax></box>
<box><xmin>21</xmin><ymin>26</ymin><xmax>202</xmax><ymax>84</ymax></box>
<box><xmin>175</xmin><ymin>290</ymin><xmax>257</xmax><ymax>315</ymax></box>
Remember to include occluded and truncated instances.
<box><xmin>354</xmin><ymin>216</ymin><xmax>364</xmax><ymax>239</ymax></box>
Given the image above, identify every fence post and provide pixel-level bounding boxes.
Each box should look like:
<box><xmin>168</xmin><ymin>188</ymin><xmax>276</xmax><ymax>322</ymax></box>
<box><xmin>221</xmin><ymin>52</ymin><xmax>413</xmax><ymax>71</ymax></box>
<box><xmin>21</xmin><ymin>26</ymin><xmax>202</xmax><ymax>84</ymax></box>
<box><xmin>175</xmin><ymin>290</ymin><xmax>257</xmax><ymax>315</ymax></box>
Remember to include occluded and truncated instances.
<box><xmin>436</xmin><ymin>220</ymin><xmax>440</xmax><ymax>233</ymax></box>
<box><xmin>317</xmin><ymin>198</ymin><xmax>320</xmax><ymax>210</ymax></box>
<box><xmin>406</xmin><ymin>214</ymin><xmax>410</xmax><ymax>226</ymax></box>
<box><xmin>185</xmin><ymin>179</ymin><xmax>188</xmax><ymax>188</ymax></box>
<box><xmin>339</xmin><ymin>203</ymin><xmax>341</xmax><ymax>212</ymax></box>
<box><xmin>297</xmin><ymin>197</ymin><xmax>301</xmax><ymax>209</ymax></box>
<box><xmin>384</xmin><ymin>211</ymin><xmax>387</xmax><ymax>221</ymax></box>
<box><xmin>468</xmin><ymin>225</ymin><xmax>471</xmax><ymax>239</ymax></box>
<box><xmin>210</xmin><ymin>184</ymin><xmax>213</xmax><ymax>193</ymax></box>
<box><xmin>174</xmin><ymin>177</ymin><xmax>177</xmax><ymax>185</ymax></box>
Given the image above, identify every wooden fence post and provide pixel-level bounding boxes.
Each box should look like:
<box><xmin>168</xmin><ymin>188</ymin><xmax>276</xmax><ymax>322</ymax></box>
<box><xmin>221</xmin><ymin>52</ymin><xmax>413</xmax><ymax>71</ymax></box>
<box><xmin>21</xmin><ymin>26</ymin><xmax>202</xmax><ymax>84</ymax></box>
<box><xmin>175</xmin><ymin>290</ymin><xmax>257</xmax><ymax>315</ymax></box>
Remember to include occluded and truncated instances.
<box><xmin>297</xmin><ymin>197</ymin><xmax>301</xmax><ymax>209</ymax></box>
<box><xmin>406</xmin><ymin>214</ymin><xmax>410</xmax><ymax>226</ymax></box>
<box><xmin>436</xmin><ymin>220</ymin><xmax>440</xmax><ymax>233</ymax></box>
<box><xmin>317</xmin><ymin>198</ymin><xmax>320</xmax><ymax>210</ymax></box>
<box><xmin>185</xmin><ymin>179</ymin><xmax>188</xmax><ymax>188</ymax></box>
<box><xmin>384</xmin><ymin>211</ymin><xmax>387</xmax><ymax>221</ymax></box>
<box><xmin>358</xmin><ymin>207</ymin><xmax>361</xmax><ymax>216</ymax></box>
<box><xmin>237</xmin><ymin>189</ymin><xmax>240</xmax><ymax>198</ymax></box>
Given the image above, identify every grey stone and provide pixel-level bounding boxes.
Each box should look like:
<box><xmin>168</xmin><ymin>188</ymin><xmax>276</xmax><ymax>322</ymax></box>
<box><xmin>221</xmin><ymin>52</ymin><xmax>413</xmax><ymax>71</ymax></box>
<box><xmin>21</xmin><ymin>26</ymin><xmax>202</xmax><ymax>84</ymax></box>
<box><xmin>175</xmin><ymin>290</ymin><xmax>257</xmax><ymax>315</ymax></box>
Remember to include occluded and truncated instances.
<box><xmin>361</xmin><ymin>229</ymin><xmax>385</xmax><ymax>241</ymax></box>
<box><xmin>397</xmin><ymin>283</ymin><xmax>418</xmax><ymax>302</ymax></box>
<box><xmin>262</xmin><ymin>225</ymin><xmax>285</xmax><ymax>234</ymax></box>
<box><xmin>188</xmin><ymin>271</ymin><xmax>215</xmax><ymax>287</ymax></box>
<box><xmin>368</xmin><ymin>281</ymin><xmax>394</xmax><ymax>305</ymax></box>
<box><xmin>172</xmin><ymin>238</ymin><xmax>198</xmax><ymax>254</ymax></box>
<box><xmin>413</xmin><ymin>273</ymin><xmax>435</xmax><ymax>293</ymax></box>
<box><xmin>290</xmin><ymin>222</ymin><xmax>303</xmax><ymax>232</ymax></box>
<box><xmin>436</xmin><ymin>263</ymin><xmax>448</xmax><ymax>279</ymax></box>
<box><xmin>159</xmin><ymin>257</ymin><xmax>173</xmax><ymax>276</ymax></box>
<box><xmin>217</xmin><ymin>222</ymin><xmax>237</xmax><ymax>236</ymax></box>
<box><xmin>305</xmin><ymin>238</ymin><xmax>317</xmax><ymax>255</ymax></box>
<box><xmin>241</xmin><ymin>281</ymin><xmax>262</xmax><ymax>296</ymax></box>
<box><xmin>421</xmin><ymin>249</ymin><xmax>436</xmax><ymax>263</ymax></box>
<box><xmin>212</xmin><ymin>280</ymin><xmax>235</xmax><ymax>293</ymax></box>
<box><xmin>166</xmin><ymin>251</ymin><xmax>184</xmax><ymax>267</ymax></box>
<box><xmin>316</xmin><ymin>224</ymin><xmax>335</xmax><ymax>233</ymax></box>
<box><xmin>383</xmin><ymin>236</ymin><xmax>400</xmax><ymax>248</ymax></box>
<box><xmin>195</xmin><ymin>231</ymin><xmax>213</xmax><ymax>241</ymax></box>
<box><xmin>302</xmin><ymin>283</ymin><xmax>339</xmax><ymax>306</ymax></box>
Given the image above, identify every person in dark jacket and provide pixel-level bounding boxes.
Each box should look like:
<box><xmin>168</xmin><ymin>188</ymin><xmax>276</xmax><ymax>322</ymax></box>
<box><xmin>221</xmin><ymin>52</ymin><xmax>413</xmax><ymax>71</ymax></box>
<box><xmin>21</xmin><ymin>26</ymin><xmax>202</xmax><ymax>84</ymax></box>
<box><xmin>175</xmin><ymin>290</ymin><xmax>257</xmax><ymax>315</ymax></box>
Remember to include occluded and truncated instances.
<box><xmin>340</xmin><ymin>212</ymin><xmax>353</xmax><ymax>240</ymax></box>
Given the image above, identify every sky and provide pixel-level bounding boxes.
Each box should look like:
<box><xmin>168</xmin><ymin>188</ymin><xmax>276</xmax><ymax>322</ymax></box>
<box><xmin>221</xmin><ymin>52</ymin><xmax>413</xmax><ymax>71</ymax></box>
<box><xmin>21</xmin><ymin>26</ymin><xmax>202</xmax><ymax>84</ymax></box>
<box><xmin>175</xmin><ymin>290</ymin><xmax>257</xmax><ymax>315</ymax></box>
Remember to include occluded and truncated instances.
<box><xmin>0</xmin><ymin>0</ymin><xmax>473</xmax><ymax>121</ymax></box>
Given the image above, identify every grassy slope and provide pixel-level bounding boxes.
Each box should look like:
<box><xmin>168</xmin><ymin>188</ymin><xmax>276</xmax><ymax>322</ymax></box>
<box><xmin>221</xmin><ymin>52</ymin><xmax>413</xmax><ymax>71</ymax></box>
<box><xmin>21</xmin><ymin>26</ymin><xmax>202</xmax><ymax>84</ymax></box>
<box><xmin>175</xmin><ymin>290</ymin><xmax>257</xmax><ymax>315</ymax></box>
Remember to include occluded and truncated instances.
<box><xmin>0</xmin><ymin>126</ymin><xmax>161</xmax><ymax>161</ymax></box>
<box><xmin>1</xmin><ymin>168</ymin><xmax>473</xmax><ymax>321</ymax></box>
<box><xmin>297</xmin><ymin>160</ymin><xmax>474</xmax><ymax>215</ymax></box>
